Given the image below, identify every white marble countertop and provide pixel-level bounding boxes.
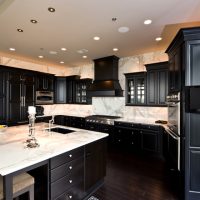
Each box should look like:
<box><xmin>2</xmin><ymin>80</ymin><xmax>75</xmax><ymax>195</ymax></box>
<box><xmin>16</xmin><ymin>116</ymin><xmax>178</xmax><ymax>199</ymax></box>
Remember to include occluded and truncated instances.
<box><xmin>114</xmin><ymin>117</ymin><xmax>167</xmax><ymax>126</ymax></box>
<box><xmin>0</xmin><ymin>123</ymin><xmax>108</xmax><ymax>176</ymax></box>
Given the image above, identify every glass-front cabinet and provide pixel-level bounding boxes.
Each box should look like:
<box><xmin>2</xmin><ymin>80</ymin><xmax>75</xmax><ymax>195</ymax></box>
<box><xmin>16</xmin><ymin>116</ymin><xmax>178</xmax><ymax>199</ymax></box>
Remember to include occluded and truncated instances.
<box><xmin>75</xmin><ymin>79</ymin><xmax>92</xmax><ymax>104</ymax></box>
<box><xmin>125</xmin><ymin>72</ymin><xmax>146</xmax><ymax>105</ymax></box>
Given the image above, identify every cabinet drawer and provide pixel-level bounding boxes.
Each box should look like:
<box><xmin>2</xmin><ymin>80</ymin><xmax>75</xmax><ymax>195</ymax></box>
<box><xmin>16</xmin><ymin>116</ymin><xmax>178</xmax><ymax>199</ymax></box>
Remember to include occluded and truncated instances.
<box><xmin>51</xmin><ymin>157</ymin><xmax>84</xmax><ymax>183</ymax></box>
<box><xmin>50</xmin><ymin>147</ymin><xmax>84</xmax><ymax>169</ymax></box>
<box><xmin>140</xmin><ymin>124</ymin><xmax>160</xmax><ymax>131</ymax></box>
<box><xmin>55</xmin><ymin>182</ymin><xmax>84</xmax><ymax>200</ymax></box>
<box><xmin>51</xmin><ymin>168</ymin><xmax>83</xmax><ymax>199</ymax></box>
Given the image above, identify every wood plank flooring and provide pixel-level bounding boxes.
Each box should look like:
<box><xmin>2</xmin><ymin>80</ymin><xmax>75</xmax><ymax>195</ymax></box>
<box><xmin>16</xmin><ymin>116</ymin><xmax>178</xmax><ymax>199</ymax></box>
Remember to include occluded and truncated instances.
<box><xmin>92</xmin><ymin>149</ymin><xmax>181</xmax><ymax>200</ymax></box>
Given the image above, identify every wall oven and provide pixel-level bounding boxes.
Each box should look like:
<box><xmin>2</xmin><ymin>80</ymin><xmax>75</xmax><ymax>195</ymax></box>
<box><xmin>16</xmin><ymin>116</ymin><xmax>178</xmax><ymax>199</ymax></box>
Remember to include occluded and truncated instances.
<box><xmin>36</xmin><ymin>91</ymin><xmax>54</xmax><ymax>105</ymax></box>
<box><xmin>166</xmin><ymin>92</ymin><xmax>180</xmax><ymax>170</ymax></box>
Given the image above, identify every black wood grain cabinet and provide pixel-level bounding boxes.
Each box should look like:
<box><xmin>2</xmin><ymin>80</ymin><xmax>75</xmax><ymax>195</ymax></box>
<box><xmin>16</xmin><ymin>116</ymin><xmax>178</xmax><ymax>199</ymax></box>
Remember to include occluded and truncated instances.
<box><xmin>55</xmin><ymin>77</ymin><xmax>67</xmax><ymax>104</ymax></box>
<box><xmin>7</xmin><ymin>70</ymin><xmax>35</xmax><ymax>125</ymax></box>
<box><xmin>114</xmin><ymin>121</ymin><xmax>162</xmax><ymax>155</ymax></box>
<box><xmin>146</xmin><ymin>62</ymin><xmax>169</xmax><ymax>106</ymax></box>
<box><xmin>165</xmin><ymin>27</ymin><xmax>200</xmax><ymax>200</ymax></box>
<box><xmin>125</xmin><ymin>72</ymin><xmax>147</xmax><ymax>105</ymax></box>
<box><xmin>36</xmin><ymin>73</ymin><xmax>54</xmax><ymax>91</ymax></box>
<box><xmin>0</xmin><ymin>67</ymin><xmax>8</xmax><ymax>124</ymax></box>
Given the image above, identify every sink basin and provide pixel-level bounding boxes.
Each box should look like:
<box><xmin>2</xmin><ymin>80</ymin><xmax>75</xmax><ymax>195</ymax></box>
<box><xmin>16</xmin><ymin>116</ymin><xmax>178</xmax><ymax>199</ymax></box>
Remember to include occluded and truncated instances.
<box><xmin>48</xmin><ymin>127</ymin><xmax>75</xmax><ymax>134</ymax></box>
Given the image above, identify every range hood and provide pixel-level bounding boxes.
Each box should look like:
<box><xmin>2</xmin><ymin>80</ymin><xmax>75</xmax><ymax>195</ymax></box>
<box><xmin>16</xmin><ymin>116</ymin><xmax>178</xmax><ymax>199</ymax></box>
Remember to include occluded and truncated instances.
<box><xmin>88</xmin><ymin>55</ymin><xmax>123</xmax><ymax>97</ymax></box>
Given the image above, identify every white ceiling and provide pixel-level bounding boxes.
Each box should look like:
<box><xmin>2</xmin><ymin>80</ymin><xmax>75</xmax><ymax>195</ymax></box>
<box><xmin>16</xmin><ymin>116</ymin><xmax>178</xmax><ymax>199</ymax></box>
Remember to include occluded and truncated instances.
<box><xmin>0</xmin><ymin>0</ymin><xmax>200</xmax><ymax>67</ymax></box>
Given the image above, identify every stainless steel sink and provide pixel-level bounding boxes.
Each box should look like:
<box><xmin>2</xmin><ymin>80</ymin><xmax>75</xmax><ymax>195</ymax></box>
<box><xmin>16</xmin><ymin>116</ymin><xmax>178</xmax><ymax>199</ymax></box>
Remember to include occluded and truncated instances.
<box><xmin>48</xmin><ymin>127</ymin><xmax>75</xmax><ymax>134</ymax></box>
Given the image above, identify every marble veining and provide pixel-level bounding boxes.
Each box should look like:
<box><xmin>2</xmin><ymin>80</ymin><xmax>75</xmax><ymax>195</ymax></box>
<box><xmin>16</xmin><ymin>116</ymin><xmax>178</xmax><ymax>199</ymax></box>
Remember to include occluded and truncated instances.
<box><xmin>0</xmin><ymin>123</ymin><xmax>108</xmax><ymax>176</ymax></box>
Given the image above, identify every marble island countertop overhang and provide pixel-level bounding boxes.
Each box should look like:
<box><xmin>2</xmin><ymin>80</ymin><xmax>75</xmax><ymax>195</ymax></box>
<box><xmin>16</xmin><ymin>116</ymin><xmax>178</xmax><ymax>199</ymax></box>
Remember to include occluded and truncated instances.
<box><xmin>0</xmin><ymin>123</ymin><xmax>108</xmax><ymax>176</ymax></box>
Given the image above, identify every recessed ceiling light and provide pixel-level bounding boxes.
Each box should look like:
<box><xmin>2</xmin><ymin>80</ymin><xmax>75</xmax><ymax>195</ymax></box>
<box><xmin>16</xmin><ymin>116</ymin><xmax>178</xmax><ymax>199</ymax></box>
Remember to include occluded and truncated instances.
<box><xmin>113</xmin><ymin>48</ymin><xmax>119</xmax><ymax>52</ymax></box>
<box><xmin>144</xmin><ymin>19</ymin><xmax>152</xmax><ymax>25</ymax></box>
<box><xmin>38</xmin><ymin>55</ymin><xmax>44</xmax><ymax>58</ymax></box>
<box><xmin>82</xmin><ymin>55</ymin><xmax>87</xmax><ymax>59</ymax></box>
<box><xmin>9</xmin><ymin>48</ymin><xmax>16</xmax><ymax>51</ymax></box>
<box><xmin>93</xmin><ymin>36</ymin><xmax>100</xmax><ymax>41</ymax></box>
<box><xmin>118</xmin><ymin>26</ymin><xmax>130</xmax><ymax>33</ymax></box>
<box><xmin>77</xmin><ymin>49</ymin><xmax>88</xmax><ymax>54</ymax></box>
<box><xmin>61</xmin><ymin>48</ymin><xmax>67</xmax><ymax>51</ymax></box>
<box><xmin>49</xmin><ymin>51</ymin><xmax>57</xmax><ymax>55</ymax></box>
<box><xmin>48</xmin><ymin>7</ymin><xmax>55</xmax><ymax>12</ymax></box>
<box><xmin>17</xmin><ymin>29</ymin><xmax>23</xmax><ymax>32</ymax></box>
<box><xmin>155</xmin><ymin>37</ymin><xmax>162</xmax><ymax>41</ymax></box>
<box><xmin>60</xmin><ymin>61</ymin><xmax>64</xmax><ymax>64</ymax></box>
<box><xmin>30</xmin><ymin>19</ymin><xmax>38</xmax><ymax>24</ymax></box>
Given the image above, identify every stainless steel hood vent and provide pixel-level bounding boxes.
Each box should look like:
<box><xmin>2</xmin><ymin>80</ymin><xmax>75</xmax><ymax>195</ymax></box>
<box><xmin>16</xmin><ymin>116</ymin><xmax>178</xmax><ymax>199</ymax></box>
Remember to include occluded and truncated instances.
<box><xmin>88</xmin><ymin>55</ymin><xmax>123</xmax><ymax>97</ymax></box>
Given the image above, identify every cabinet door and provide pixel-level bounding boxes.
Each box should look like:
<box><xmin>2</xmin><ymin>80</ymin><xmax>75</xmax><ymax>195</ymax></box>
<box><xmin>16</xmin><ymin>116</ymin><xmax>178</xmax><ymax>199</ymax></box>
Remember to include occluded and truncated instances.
<box><xmin>158</xmin><ymin>69</ymin><xmax>168</xmax><ymax>105</ymax></box>
<box><xmin>66</xmin><ymin>80</ymin><xmax>75</xmax><ymax>103</ymax></box>
<box><xmin>55</xmin><ymin>77</ymin><xmax>66</xmax><ymax>104</ymax></box>
<box><xmin>135</xmin><ymin>76</ymin><xmax>146</xmax><ymax>105</ymax></box>
<box><xmin>85</xmin><ymin>139</ymin><xmax>107</xmax><ymax>191</ymax></box>
<box><xmin>147</xmin><ymin>71</ymin><xmax>157</xmax><ymax>105</ymax></box>
<box><xmin>8</xmin><ymin>73</ymin><xmax>22</xmax><ymax>123</ymax></box>
<box><xmin>127</xmin><ymin>78</ymin><xmax>136</xmax><ymax>104</ymax></box>
<box><xmin>141</xmin><ymin>130</ymin><xmax>158</xmax><ymax>153</ymax></box>
<box><xmin>0</xmin><ymin>70</ymin><xmax>7</xmax><ymax>123</ymax></box>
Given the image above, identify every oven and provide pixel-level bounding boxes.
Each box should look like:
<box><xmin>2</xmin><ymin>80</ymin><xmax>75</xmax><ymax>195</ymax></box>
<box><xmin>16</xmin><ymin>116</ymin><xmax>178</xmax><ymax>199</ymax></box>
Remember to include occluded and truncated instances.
<box><xmin>166</xmin><ymin>92</ymin><xmax>181</xmax><ymax>170</ymax></box>
<box><xmin>36</xmin><ymin>91</ymin><xmax>54</xmax><ymax>105</ymax></box>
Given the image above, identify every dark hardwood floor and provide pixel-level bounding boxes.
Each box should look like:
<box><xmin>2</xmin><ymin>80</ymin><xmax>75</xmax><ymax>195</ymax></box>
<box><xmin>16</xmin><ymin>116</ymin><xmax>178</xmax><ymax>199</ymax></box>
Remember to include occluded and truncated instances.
<box><xmin>92</xmin><ymin>149</ymin><xmax>181</xmax><ymax>200</ymax></box>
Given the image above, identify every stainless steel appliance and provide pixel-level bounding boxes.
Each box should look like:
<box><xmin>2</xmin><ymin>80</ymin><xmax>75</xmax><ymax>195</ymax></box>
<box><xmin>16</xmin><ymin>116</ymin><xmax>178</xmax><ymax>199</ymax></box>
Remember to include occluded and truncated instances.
<box><xmin>36</xmin><ymin>91</ymin><xmax>54</xmax><ymax>105</ymax></box>
<box><xmin>166</xmin><ymin>92</ymin><xmax>181</xmax><ymax>170</ymax></box>
<box><xmin>85</xmin><ymin>115</ymin><xmax>121</xmax><ymax>133</ymax></box>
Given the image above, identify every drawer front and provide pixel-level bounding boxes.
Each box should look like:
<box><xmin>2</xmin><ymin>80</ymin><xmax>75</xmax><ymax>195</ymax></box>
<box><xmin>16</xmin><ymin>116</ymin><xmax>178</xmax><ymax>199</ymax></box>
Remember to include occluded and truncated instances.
<box><xmin>51</xmin><ymin>157</ymin><xmax>84</xmax><ymax>183</ymax></box>
<box><xmin>55</xmin><ymin>182</ymin><xmax>84</xmax><ymax>200</ymax></box>
<box><xmin>51</xmin><ymin>168</ymin><xmax>84</xmax><ymax>199</ymax></box>
<box><xmin>50</xmin><ymin>147</ymin><xmax>84</xmax><ymax>169</ymax></box>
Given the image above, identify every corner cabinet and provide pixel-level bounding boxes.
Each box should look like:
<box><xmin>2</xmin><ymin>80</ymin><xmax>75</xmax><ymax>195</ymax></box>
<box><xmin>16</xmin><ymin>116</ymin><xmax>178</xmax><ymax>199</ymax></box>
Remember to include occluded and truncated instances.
<box><xmin>125</xmin><ymin>72</ymin><xmax>146</xmax><ymax>106</ymax></box>
<box><xmin>146</xmin><ymin>62</ymin><xmax>169</xmax><ymax>106</ymax></box>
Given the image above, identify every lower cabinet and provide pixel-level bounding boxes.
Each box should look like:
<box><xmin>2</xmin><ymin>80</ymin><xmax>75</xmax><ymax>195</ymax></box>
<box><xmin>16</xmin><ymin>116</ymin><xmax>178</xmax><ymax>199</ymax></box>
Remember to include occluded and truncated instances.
<box><xmin>114</xmin><ymin>122</ymin><xmax>162</xmax><ymax>155</ymax></box>
<box><xmin>49</xmin><ymin>139</ymin><xmax>107</xmax><ymax>200</ymax></box>
<box><xmin>85</xmin><ymin>138</ymin><xmax>107</xmax><ymax>191</ymax></box>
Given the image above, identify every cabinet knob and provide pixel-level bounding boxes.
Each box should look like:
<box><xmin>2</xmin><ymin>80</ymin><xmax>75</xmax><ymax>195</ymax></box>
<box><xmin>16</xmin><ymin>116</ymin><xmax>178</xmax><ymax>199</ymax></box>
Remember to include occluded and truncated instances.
<box><xmin>69</xmin><ymin>166</ymin><xmax>73</xmax><ymax>170</ymax></box>
<box><xmin>69</xmin><ymin>195</ymin><xmax>73</xmax><ymax>199</ymax></box>
<box><xmin>140</xmin><ymin>131</ymin><xmax>142</xmax><ymax>133</ymax></box>
<box><xmin>69</xmin><ymin>179</ymin><xmax>73</xmax><ymax>184</ymax></box>
<box><xmin>131</xmin><ymin>132</ymin><xmax>134</xmax><ymax>135</ymax></box>
<box><xmin>69</xmin><ymin>154</ymin><xmax>72</xmax><ymax>158</ymax></box>
<box><xmin>118</xmin><ymin>130</ymin><xmax>121</xmax><ymax>133</ymax></box>
<box><xmin>118</xmin><ymin>139</ymin><xmax>121</xmax><ymax>142</ymax></box>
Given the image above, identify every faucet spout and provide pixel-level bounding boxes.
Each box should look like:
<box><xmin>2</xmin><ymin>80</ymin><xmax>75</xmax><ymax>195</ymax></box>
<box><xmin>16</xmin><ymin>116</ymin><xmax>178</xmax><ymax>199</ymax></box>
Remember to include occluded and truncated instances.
<box><xmin>49</xmin><ymin>115</ymin><xmax>55</xmax><ymax>131</ymax></box>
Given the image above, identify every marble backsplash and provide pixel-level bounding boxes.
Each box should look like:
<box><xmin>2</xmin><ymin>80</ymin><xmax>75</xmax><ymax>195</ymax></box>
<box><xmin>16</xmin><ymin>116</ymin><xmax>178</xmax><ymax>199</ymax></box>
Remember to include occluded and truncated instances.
<box><xmin>43</xmin><ymin>98</ymin><xmax>168</xmax><ymax>121</ymax></box>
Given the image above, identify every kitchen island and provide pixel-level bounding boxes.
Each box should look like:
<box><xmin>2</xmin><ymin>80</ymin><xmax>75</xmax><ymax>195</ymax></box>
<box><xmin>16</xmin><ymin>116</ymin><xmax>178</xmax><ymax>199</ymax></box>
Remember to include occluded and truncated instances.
<box><xmin>0</xmin><ymin>123</ymin><xmax>108</xmax><ymax>200</ymax></box>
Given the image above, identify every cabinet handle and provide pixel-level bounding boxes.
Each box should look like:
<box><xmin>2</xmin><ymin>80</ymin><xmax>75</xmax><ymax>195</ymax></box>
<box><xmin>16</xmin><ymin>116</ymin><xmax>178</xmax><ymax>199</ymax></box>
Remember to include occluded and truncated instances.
<box><xmin>69</xmin><ymin>179</ymin><xmax>73</xmax><ymax>184</ymax></box>
<box><xmin>69</xmin><ymin>166</ymin><xmax>73</xmax><ymax>170</ymax></box>
<box><xmin>23</xmin><ymin>96</ymin><xmax>26</xmax><ymax>107</ymax></box>
<box><xmin>69</xmin><ymin>154</ymin><xmax>72</xmax><ymax>158</ymax></box>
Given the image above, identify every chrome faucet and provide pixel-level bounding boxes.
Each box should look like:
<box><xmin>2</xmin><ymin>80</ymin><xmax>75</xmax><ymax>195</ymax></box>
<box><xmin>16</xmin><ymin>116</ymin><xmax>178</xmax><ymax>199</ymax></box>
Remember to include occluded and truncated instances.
<box><xmin>49</xmin><ymin>115</ymin><xmax>55</xmax><ymax>131</ymax></box>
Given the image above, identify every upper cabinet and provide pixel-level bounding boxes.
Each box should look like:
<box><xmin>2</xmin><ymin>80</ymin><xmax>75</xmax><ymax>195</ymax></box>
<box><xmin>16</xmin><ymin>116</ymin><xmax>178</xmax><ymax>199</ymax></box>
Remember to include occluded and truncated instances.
<box><xmin>168</xmin><ymin>47</ymin><xmax>181</xmax><ymax>92</ymax></box>
<box><xmin>125</xmin><ymin>72</ymin><xmax>146</xmax><ymax>106</ymax></box>
<box><xmin>125</xmin><ymin>62</ymin><xmax>169</xmax><ymax>107</ymax></box>
<box><xmin>54</xmin><ymin>76</ymin><xmax>92</xmax><ymax>105</ymax></box>
<box><xmin>36</xmin><ymin>73</ymin><xmax>54</xmax><ymax>91</ymax></box>
<box><xmin>146</xmin><ymin>62</ymin><xmax>169</xmax><ymax>106</ymax></box>
<box><xmin>74</xmin><ymin>79</ymin><xmax>92</xmax><ymax>104</ymax></box>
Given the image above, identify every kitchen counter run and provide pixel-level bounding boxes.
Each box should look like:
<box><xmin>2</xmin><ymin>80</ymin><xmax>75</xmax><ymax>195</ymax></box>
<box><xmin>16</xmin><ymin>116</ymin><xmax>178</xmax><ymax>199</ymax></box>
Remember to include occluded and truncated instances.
<box><xmin>0</xmin><ymin>123</ymin><xmax>108</xmax><ymax>176</ymax></box>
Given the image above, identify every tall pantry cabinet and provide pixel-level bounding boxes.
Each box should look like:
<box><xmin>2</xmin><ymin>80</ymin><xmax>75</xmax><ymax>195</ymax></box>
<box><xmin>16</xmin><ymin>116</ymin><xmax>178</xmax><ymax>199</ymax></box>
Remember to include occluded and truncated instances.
<box><xmin>166</xmin><ymin>27</ymin><xmax>200</xmax><ymax>200</ymax></box>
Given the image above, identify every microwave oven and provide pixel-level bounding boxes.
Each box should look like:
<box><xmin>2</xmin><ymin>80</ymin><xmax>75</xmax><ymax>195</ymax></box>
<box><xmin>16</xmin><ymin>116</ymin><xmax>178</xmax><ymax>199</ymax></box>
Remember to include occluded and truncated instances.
<box><xmin>36</xmin><ymin>91</ymin><xmax>54</xmax><ymax>105</ymax></box>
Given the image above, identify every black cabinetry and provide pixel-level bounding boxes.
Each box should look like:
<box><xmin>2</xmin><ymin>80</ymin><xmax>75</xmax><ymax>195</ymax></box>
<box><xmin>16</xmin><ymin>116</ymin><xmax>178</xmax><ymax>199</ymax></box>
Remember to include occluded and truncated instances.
<box><xmin>114</xmin><ymin>121</ymin><xmax>162</xmax><ymax>155</ymax></box>
<box><xmin>125</xmin><ymin>72</ymin><xmax>146</xmax><ymax>105</ymax></box>
<box><xmin>85</xmin><ymin>138</ymin><xmax>107</xmax><ymax>191</ymax></box>
<box><xmin>146</xmin><ymin>62</ymin><xmax>169</xmax><ymax>106</ymax></box>
<box><xmin>7</xmin><ymin>71</ymin><xmax>35</xmax><ymax>125</ymax></box>
<box><xmin>36</xmin><ymin>73</ymin><xmax>54</xmax><ymax>91</ymax></box>
<box><xmin>54</xmin><ymin>76</ymin><xmax>92</xmax><ymax>104</ymax></box>
<box><xmin>70</xmin><ymin>116</ymin><xmax>85</xmax><ymax>129</ymax></box>
<box><xmin>55</xmin><ymin>77</ymin><xmax>66</xmax><ymax>104</ymax></box>
<box><xmin>49</xmin><ymin>147</ymin><xmax>84</xmax><ymax>200</ymax></box>
<box><xmin>165</xmin><ymin>27</ymin><xmax>200</xmax><ymax>200</ymax></box>
<box><xmin>0</xmin><ymin>67</ymin><xmax>8</xmax><ymax>124</ymax></box>
<box><xmin>74</xmin><ymin>79</ymin><xmax>92</xmax><ymax>104</ymax></box>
